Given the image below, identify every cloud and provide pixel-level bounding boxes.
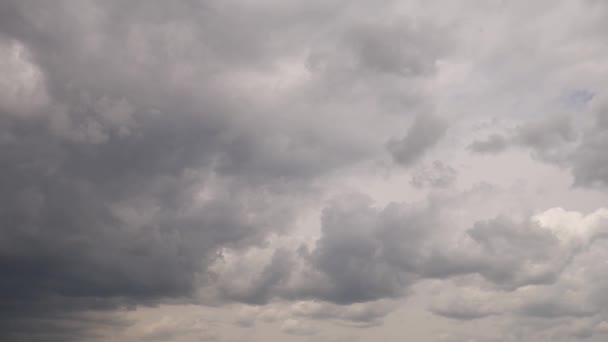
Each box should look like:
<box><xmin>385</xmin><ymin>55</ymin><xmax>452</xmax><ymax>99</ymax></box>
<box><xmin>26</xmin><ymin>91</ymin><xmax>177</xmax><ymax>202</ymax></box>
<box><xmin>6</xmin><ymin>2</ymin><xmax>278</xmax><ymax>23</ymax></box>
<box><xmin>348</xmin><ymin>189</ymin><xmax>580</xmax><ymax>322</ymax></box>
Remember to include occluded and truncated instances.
<box><xmin>464</xmin><ymin>217</ymin><xmax>568</xmax><ymax>287</ymax></box>
<box><xmin>290</xmin><ymin>300</ymin><xmax>397</xmax><ymax>327</ymax></box>
<box><xmin>0</xmin><ymin>0</ymin><xmax>450</xmax><ymax>340</ymax></box>
<box><xmin>515</xmin><ymin>116</ymin><xmax>577</xmax><ymax>152</ymax></box>
<box><xmin>387</xmin><ymin>113</ymin><xmax>448</xmax><ymax>166</ymax></box>
<box><xmin>571</xmin><ymin>95</ymin><xmax>608</xmax><ymax>188</ymax></box>
<box><xmin>280</xmin><ymin>319</ymin><xmax>316</xmax><ymax>336</ymax></box>
<box><xmin>423</xmin><ymin>207</ymin><xmax>608</xmax><ymax>338</ymax></box>
<box><xmin>477</xmin><ymin>94</ymin><xmax>608</xmax><ymax>191</ymax></box>
<box><xmin>428</xmin><ymin>283</ymin><xmax>502</xmax><ymax>320</ymax></box>
<box><xmin>468</xmin><ymin>116</ymin><xmax>576</xmax><ymax>161</ymax></box>
<box><xmin>209</xmin><ymin>193</ymin><xmax>439</xmax><ymax>305</ymax></box>
<box><xmin>468</xmin><ymin>134</ymin><xmax>509</xmax><ymax>154</ymax></box>
<box><xmin>4</xmin><ymin>0</ymin><xmax>608</xmax><ymax>341</ymax></box>
<box><xmin>410</xmin><ymin>161</ymin><xmax>457</xmax><ymax>189</ymax></box>
<box><xmin>210</xmin><ymin>196</ymin><xmax>608</xmax><ymax>324</ymax></box>
<box><xmin>301</xmin><ymin>193</ymin><xmax>437</xmax><ymax>304</ymax></box>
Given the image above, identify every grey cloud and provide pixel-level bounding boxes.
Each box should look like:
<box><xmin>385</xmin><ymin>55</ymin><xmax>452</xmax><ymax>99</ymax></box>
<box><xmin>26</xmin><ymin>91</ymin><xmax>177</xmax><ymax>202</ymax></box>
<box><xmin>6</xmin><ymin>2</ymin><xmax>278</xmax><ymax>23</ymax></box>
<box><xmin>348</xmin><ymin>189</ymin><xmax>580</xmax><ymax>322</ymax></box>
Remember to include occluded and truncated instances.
<box><xmin>9</xmin><ymin>0</ymin><xmax>608</xmax><ymax>341</ymax></box>
<box><xmin>426</xmin><ymin>281</ymin><xmax>504</xmax><ymax>321</ymax></box>
<box><xmin>213</xmin><ymin>193</ymin><xmax>440</xmax><ymax>306</ymax></box>
<box><xmin>213</xmin><ymin>198</ymin><xmax>598</xmax><ymax>310</ymax></box>
<box><xmin>229</xmin><ymin>300</ymin><xmax>395</xmax><ymax>333</ymax></box>
<box><xmin>217</xmin><ymin>249</ymin><xmax>296</xmax><ymax>305</ymax></box>
<box><xmin>0</xmin><ymin>0</ymin><xmax>451</xmax><ymax>340</ymax></box>
<box><xmin>430</xmin><ymin>305</ymin><xmax>498</xmax><ymax>321</ymax></box>
<box><xmin>136</xmin><ymin>315</ymin><xmax>219</xmax><ymax>342</ymax></box>
<box><xmin>1</xmin><ymin>1</ymin><xmax>445</xmax><ymax>340</ymax></box>
<box><xmin>576</xmin><ymin>132</ymin><xmax>608</xmax><ymax>189</ymax></box>
<box><xmin>346</xmin><ymin>20</ymin><xmax>444</xmax><ymax>77</ymax></box>
<box><xmin>292</xmin><ymin>300</ymin><xmax>396</xmax><ymax>327</ymax></box>
<box><xmin>575</xmin><ymin>239</ymin><xmax>608</xmax><ymax>314</ymax></box>
<box><xmin>416</xmin><ymin>212</ymin><xmax>592</xmax><ymax>290</ymax></box>
<box><xmin>0</xmin><ymin>312</ymin><xmax>129</xmax><ymax>342</ymax></box>
<box><xmin>425</xmin><ymin>208</ymin><xmax>608</xmax><ymax>338</ymax></box>
<box><xmin>515</xmin><ymin>116</ymin><xmax>577</xmax><ymax>150</ymax></box>
<box><xmin>410</xmin><ymin>161</ymin><xmax>457</xmax><ymax>189</ymax></box>
<box><xmin>301</xmin><ymin>194</ymin><xmax>438</xmax><ymax>304</ymax></box>
<box><xmin>387</xmin><ymin>114</ymin><xmax>447</xmax><ymax>166</ymax></box>
<box><xmin>396</xmin><ymin>215</ymin><xmax>576</xmax><ymax>290</ymax></box>
<box><xmin>463</xmin><ymin>217</ymin><xmax>570</xmax><ymax>288</ymax></box>
<box><xmin>519</xmin><ymin>300</ymin><xmax>595</xmax><ymax>319</ymax></box>
<box><xmin>468</xmin><ymin>116</ymin><xmax>576</xmax><ymax>160</ymax></box>
<box><xmin>468</xmin><ymin>134</ymin><xmax>509</xmax><ymax>154</ymax></box>
<box><xmin>488</xmin><ymin>96</ymin><xmax>608</xmax><ymax>190</ymax></box>
<box><xmin>280</xmin><ymin>319</ymin><xmax>317</xmax><ymax>336</ymax></box>
<box><xmin>514</xmin><ymin>115</ymin><xmax>578</xmax><ymax>163</ymax></box>
<box><xmin>303</xmin><ymin>11</ymin><xmax>447</xmax><ymax>109</ymax></box>
<box><xmin>571</xmin><ymin>96</ymin><xmax>608</xmax><ymax>188</ymax></box>
<box><xmin>193</xmin><ymin>203</ymin><xmax>608</xmax><ymax>342</ymax></box>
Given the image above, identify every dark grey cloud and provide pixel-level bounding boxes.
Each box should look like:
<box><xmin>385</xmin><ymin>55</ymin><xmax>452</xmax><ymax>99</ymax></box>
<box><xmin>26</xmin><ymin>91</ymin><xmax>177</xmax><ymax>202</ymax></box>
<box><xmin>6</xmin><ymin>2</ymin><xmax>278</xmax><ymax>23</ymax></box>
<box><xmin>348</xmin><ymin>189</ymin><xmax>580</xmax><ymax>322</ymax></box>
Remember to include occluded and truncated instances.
<box><xmin>387</xmin><ymin>113</ymin><xmax>447</xmax><ymax>166</ymax></box>
<box><xmin>301</xmin><ymin>194</ymin><xmax>438</xmax><ymax>304</ymax></box>
<box><xmin>0</xmin><ymin>0</ymin><xmax>449</xmax><ymax>340</ymax></box>
<box><xmin>0</xmin><ymin>113</ymin><xmax>284</xmax><ymax>340</ymax></box>
<box><xmin>7</xmin><ymin>1</ymin><xmax>607</xmax><ymax>341</ymax></box>
<box><xmin>213</xmin><ymin>193</ymin><xmax>441</xmax><ymax>306</ymax></box>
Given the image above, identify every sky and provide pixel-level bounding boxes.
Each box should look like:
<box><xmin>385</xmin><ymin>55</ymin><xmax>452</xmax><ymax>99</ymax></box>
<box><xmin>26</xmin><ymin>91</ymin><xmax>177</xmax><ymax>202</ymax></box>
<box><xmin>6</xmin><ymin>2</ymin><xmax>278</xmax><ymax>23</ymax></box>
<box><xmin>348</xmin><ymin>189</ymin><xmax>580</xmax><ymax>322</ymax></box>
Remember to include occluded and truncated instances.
<box><xmin>2</xmin><ymin>0</ymin><xmax>608</xmax><ymax>341</ymax></box>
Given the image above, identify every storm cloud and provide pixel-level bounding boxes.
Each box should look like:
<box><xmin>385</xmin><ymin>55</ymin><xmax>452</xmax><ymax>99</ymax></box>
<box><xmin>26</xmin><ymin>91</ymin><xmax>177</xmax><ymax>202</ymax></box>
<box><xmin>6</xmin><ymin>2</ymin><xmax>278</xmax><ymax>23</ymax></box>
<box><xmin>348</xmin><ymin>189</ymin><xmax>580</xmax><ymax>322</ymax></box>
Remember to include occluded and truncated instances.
<box><xmin>3</xmin><ymin>1</ymin><xmax>608</xmax><ymax>342</ymax></box>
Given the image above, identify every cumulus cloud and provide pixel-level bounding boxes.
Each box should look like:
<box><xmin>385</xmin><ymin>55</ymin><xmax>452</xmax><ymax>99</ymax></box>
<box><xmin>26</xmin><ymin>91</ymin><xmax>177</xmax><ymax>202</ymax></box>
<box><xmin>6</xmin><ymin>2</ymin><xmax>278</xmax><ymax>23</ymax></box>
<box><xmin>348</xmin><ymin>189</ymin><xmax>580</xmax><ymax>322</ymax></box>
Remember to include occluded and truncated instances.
<box><xmin>387</xmin><ymin>113</ymin><xmax>447</xmax><ymax>166</ymax></box>
<box><xmin>0</xmin><ymin>0</ymin><xmax>450</xmax><ymax>340</ymax></box>
<box><xmin>468</xmin><ymin>116</ymin><xmax>577</xmax><ymax>162</ymax></box>
<box><xmin>210</xmin><ymin>193</ymin><xmax>440</xmax><ymax>305</ymax></box>
<box><xmin>3</xmin><ymin>0</ymin><xmax>608</xmax><ymax>341</ymax></box>
<box><xmin>472</xmin><ymin>94</ymin><xmax>608</xmax><ymax>192</ymax></box>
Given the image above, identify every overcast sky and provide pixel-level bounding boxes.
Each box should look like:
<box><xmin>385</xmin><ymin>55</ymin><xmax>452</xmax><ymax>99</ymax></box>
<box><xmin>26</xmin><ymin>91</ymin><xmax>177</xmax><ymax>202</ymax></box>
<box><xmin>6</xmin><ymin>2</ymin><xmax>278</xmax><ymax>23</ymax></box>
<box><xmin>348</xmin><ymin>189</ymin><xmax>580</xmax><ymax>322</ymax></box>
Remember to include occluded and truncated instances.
<box><xmin>2</xmin><ymin>1</ymin><xmax>608</xmax><ymax>341</ymax></box>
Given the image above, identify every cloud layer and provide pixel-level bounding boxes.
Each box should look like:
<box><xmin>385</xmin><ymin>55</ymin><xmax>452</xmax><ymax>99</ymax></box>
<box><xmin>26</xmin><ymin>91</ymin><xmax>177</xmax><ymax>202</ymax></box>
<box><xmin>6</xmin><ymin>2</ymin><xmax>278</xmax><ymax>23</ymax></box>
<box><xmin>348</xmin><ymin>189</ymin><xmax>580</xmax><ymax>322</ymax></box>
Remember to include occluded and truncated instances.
<box><xmin>2</xmin><ymin>1</ymin><xmax>608</xmax><ymax>341</ymax></box>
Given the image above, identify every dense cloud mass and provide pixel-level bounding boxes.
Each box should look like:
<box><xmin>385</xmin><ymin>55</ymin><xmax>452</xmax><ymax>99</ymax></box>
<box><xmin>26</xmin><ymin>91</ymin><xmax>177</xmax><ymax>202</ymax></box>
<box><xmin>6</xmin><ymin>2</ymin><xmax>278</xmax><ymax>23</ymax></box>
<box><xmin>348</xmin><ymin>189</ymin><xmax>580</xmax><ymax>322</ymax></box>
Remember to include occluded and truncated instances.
<box><xmin>2</xmin><ymin>1</ymin><xmax>608</xmax><ymax>341</ymax></box>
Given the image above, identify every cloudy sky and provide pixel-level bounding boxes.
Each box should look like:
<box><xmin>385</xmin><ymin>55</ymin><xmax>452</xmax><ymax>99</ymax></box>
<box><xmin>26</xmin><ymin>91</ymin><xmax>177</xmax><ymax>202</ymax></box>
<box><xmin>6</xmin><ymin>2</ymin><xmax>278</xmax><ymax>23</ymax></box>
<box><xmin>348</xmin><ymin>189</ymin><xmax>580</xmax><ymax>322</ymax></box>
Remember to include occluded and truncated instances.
<box><xmin>2</xmin><ymin>0</ymin><xmax>608</xmax><ymax>341</ymax></box>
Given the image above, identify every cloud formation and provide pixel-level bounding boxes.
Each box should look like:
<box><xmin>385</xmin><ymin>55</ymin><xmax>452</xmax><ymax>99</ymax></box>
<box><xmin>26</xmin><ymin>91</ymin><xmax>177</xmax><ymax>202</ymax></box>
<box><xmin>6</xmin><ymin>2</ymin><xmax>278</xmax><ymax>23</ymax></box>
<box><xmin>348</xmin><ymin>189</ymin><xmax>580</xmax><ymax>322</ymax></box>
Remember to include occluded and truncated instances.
<box><xmin>3</xmin><ymin>0</ymin><xmax>608</xmax><ymax>341</ymax></box>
